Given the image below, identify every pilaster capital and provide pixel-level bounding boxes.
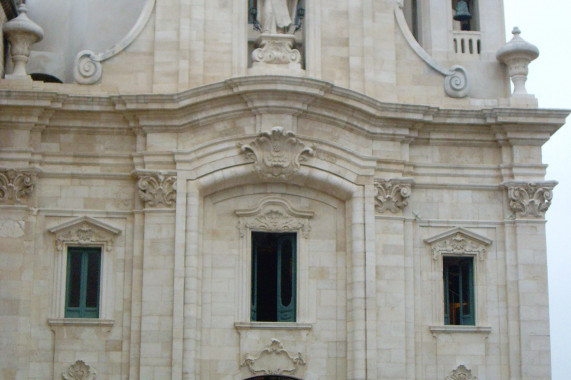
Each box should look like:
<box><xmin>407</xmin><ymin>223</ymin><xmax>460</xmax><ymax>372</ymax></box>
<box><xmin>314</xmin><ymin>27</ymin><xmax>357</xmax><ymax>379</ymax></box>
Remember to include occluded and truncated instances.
<box><xmin>374</xmin><ymin>178</ymin><xmax>414</xmax><ymax>213</ymax></box>
<box><xmin>502</xmin><ymin>181</ymin><xmax>557</xmax><ymax>217</ymax></box>
<box><xmin>133</xmin><ymin>171</ymin><xmax>177</xmax><ymax>208</ymax></box>
<box><xmin>0</xmin><ymin>167</ymin><xmax>38</xmax><ymax>205</ymax></box>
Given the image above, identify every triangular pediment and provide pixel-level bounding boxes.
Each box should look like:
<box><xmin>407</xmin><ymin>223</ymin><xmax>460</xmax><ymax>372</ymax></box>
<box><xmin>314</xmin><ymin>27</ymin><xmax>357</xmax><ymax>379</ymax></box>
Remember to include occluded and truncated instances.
<box><xmin>49</xmin><ymin>216</ymin><xmax>121</xmax><ymax>252</ymax></box>
<box><xmin>424</xmin><ymin>227</ymin><xmax>492</xmax><ymax>246</ymax></box>
<box><xmin>49</xmin><ymin>216</ymin><xmax>121</xmax><ymax>235</ymax></box>
<box><xmin>424</xmin><ymin>227</ymin><xmax>492</xmax><ymax>261</ymax></box>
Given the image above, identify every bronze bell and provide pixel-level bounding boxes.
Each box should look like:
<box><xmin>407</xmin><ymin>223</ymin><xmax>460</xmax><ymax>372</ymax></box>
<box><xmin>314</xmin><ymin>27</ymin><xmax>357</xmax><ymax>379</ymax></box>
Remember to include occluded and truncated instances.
<box><xmin>454</xmin><ymin>0</ymin><xmax>472</xmax><ymax>22</ymax></box>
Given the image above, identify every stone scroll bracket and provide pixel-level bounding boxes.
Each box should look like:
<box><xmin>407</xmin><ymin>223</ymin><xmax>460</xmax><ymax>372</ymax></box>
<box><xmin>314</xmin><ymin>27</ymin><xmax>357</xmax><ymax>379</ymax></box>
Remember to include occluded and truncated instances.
<box><xmin>374</xmin><ymin>178</ymin><xmax>414</xmax><ymax>214</ymax></box>
<box><xmin>502</xmin><ymin>181</ymin><xmax>557</xmax><ymax>218</ymax></box>
<box><xmin>73</xmin><ymin>0</ymin><xmax>156</xmax><ymax>84</ymax></box>
<box><xmin>394</xmin><ymin>0</ymin><xmax>469</xmax><ymax>98</ymax></box>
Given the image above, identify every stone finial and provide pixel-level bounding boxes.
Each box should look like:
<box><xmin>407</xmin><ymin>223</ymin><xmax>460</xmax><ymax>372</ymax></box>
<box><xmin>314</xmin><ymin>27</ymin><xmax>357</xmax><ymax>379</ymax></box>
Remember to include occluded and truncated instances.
<box><xmin>3</xmin><ymin>3</ymin><xmax>44</xmax><ymax>79</ymax></box>
<box><xmin>496</xmin><ymin>27</ymin><xmax>539</xmax><ymax>106</ymax></box>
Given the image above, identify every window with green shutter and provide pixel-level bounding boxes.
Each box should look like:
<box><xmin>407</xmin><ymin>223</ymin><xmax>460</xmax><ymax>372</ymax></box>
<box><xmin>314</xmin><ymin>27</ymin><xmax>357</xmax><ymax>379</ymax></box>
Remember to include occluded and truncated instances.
<box><xmin>443</xmin><ymin>256</ymin><xmax>475</xmax><ymax>325</ymax></box>
<box><xmin>65</xmin><ymin>247</ymin><xmax>101</xmax><ymax>318</ymax></box>
<box><xmin>251</xmin><ymin>232</ymin><xmax>296</xmax><ymax>322</ymax></box>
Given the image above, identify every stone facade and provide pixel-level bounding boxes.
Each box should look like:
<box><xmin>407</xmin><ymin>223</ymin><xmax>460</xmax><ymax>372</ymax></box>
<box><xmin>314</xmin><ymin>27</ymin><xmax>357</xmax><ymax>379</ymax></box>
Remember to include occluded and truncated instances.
<box><xmin>0</xmin><ymin>1</ymin><xmax>568</xmax><ymax>380</ymax></box>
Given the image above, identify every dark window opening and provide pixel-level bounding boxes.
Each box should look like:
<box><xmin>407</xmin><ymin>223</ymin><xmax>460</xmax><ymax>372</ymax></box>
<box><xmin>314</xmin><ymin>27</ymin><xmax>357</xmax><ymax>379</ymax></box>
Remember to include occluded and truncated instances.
<box><xmin>444</xmin><ymin>256</ymin><xmax>475</xmax><ymax>325</ymax></box>
<box><xmin>251</xmin><ymin>232</ymin><xmax>296</xmax><ymax>322</ymax></box>
<box><xmin>31</xmin><ymin>73</ymin><xmax>63</xmax><ymax>83</ymax></box>
<box><xmin>65</xmin><ymin>247</ymin><xmax>101</xmax><ymax>318</ymax></box>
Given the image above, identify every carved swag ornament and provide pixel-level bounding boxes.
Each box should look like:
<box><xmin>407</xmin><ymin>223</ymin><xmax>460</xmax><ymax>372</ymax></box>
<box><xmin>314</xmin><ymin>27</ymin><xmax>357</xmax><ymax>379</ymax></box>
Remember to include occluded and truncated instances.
<box><xmin>62</xmin><ymin>360</ymin><xmax>97</xmax><ymax>380</ymax></box>
<box><xmin>241</xmin><ymin>339</ymin><xmax>305</xmax><ymax>376</ymax></box>
<box><xmin>135</xmin><ymin>172</ymin><xmax>177</xmax><ymax>208</ymax></box>
<box><xmin>374</xmin><ymin>179</ymin><xmax>413</xmax><ymax>213</ymax></box>
<box><xmin>504</xmin><ymin>181</ymin><xmax>556</xmax><ymax>217</ymax></box>
<box><xmin>446</xmin><ymin>365</ymin><xmax>477</xmax><ymax>380</ymax></box>
<box><xmin>239</xmin><ymin>127</ymin><xmax>314</xmax><ymax>181</ymax></box>
<box><xmin>0</xmin><ymin>168</ymin><xmax>36</xmax><ymax>204</ymax></box>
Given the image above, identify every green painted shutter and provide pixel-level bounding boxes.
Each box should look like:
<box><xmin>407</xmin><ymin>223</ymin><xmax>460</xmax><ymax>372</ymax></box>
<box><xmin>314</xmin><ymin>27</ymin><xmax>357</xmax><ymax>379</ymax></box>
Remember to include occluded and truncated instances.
<box><xmin>65</xmin><ymin>247</ymin><xmax>101</xmax><ymax>318</ymax></box>
<box><xmin>460</xmin><ymin>258</ymin><xmax>475</xmax><ymax>325</ymax></box>
<box><xmin>277</xmin><ymin>235</ymin><xmax>296</xmax><ymax>322</ymax></box>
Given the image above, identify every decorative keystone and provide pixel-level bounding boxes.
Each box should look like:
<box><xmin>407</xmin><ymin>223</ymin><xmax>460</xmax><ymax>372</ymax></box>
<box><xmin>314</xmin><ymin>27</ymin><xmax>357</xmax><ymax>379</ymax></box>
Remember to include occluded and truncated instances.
<box><xmin>497</xmin><ymin>27</ymin><xmax>539</xmax><ymax>106</ymax></box>
<box><xmin>503</xmin><ymin>181</ymin><xmax>556</xmax><ymax>217</ymax></box>
<box><xmin>3</xmin><ymin>3</ymin><xmax>44</xmax><ymax>78</ymax></box>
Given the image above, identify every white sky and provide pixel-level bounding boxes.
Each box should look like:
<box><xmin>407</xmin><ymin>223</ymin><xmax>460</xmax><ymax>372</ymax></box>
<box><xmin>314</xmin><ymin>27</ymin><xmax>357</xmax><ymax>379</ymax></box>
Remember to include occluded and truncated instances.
<box><xmin>503</xmin><ymin>1</ymin><xmax>571</xmax><ymax>379</ymax></box>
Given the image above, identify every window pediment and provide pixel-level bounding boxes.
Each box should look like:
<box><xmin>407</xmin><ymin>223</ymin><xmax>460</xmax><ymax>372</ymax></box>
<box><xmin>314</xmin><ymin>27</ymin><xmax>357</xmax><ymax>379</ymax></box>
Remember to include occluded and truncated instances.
<box><xmin>49</xmin><ymin>216</ymin><xmax>121</xmax><ymax>252</ymax></box>
<box><xmin>424</xmin><ymin>227</ymin><xmax>492</xmax><ymax>261</ymax></box>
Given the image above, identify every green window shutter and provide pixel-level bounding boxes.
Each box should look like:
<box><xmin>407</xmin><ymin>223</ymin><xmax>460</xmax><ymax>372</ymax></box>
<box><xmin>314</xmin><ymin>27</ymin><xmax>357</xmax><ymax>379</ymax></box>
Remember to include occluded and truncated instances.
<box><xmin>277</xmin><ymin>235</ymin><xmax>296</xmax><ymax>322</ymax></box>
<box><xmin>443</xmin><ymin>256</ymin><xmax>475</xmax><ymax>325</ymax></box>
<box><xmin>65</xmin><ymin>247</ymin><xmax>101</xmax><ymax>318</ymax></box>
<box><xmin>460</xmin><ymin>258</ymin><xmax>475</xmax><ymax>325</ymax></box>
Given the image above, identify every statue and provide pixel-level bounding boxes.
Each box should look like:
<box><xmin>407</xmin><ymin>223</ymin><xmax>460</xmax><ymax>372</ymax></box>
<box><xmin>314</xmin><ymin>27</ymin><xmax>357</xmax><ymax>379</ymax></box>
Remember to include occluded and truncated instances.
<box><xmin>257</xmin><ymin>0</ymin><xmax>299</xmax><ymax>35</ymax></box>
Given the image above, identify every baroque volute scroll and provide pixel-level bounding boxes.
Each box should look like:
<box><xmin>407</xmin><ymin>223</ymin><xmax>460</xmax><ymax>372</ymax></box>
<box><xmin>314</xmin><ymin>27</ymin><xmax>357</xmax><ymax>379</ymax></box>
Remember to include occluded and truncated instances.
<box><xmin>0</xmin><ymin>168</ymin><xmax>37</xmax><ymax>204</ymax></box>
<box><xmin>503</xmin><ymin>181</ymin><xmax>556</xmax><ymax>217</ymax></box>
<box><xmin>134</xmin><ymin>171</ymin><xmax>177</xmax><ymax>208</ymax></box>
<box><xmin>241</xmin><ymin>338</ymin><xmax>306</xmax><ymax>376</ymax></box>
<box><xmin>425</xmin><ymin>227</ymin><xmax>492</xmax><ymax>262</ymax></box>
<box><xmin>374</xmin><ymin>179</ymin><xmax>413</xmax><ymax>213</ymax></box>
<box><xmin>238</xmin><ymin>127</ymin><xmax>314</xmax><ymax>181</ymax></box>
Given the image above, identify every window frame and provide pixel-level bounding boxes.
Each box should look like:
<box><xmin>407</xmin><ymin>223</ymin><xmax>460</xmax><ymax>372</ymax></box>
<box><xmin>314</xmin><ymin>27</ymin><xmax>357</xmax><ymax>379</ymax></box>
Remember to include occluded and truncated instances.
<box><xmin>443</xmin><ymin>255</ymin><xmax>475</xmax><ymax>326</ymax></box>
<box><xmin>65</xmin><ymin>246</ymin><xmax>102</xmax><ymax>319</ymax></box>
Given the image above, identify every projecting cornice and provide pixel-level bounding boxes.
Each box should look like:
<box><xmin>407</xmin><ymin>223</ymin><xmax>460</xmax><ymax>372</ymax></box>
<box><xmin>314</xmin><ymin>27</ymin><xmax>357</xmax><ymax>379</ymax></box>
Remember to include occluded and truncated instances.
<box><xmin>0</xmin><ymin>76</ymin><xmax>568</xmax><ymax>143</ymax></box>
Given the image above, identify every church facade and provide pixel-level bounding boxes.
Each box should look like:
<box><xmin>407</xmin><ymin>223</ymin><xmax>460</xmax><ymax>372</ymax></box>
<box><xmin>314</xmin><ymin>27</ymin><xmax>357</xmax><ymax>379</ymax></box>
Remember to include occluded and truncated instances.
<box><xmin>0</xmin><ymin>1</ymin><xmax>567</xmax><ymax>379</ymax></box>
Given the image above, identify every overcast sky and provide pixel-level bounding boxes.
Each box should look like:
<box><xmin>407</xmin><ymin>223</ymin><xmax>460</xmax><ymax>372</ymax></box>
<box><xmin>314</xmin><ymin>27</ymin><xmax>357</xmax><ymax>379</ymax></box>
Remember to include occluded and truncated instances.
<box><xmin>503</xmin><ymin>1</ymin><xmax>571</xmax><ymax>379</ymax></box>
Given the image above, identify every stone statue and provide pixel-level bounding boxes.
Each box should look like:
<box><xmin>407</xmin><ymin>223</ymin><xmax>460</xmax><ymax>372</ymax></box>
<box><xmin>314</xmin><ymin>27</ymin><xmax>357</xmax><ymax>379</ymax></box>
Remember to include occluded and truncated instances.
<box><xmin>257</xmin><ymin>0</ymin><xmax>299</xmax><ymax>34</ymax></box>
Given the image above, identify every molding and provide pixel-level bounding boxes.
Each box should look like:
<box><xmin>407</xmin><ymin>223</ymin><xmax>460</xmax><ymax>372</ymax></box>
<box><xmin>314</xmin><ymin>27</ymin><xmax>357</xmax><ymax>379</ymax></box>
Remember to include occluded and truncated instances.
<box><xmin>240</xmin><ymin>339</ymin><xmax>305</xmax><ymax>376</ymax></box>
<box><xmin>429</xmin><ymin>325</ymin><xmax>492</xmax><ymax>334</ymax></box>
<box><xmin>48</xmin><ymin>318</ymin><xmax>114</xmax><ymax>328</ymax></box>
<box><xmin>394</xmin><ymin>0</ymin><xmax>469</xmax><ymax>98</ymax></box>
<box><xmin>425</xmin><ymin>227</ymin><xmax>492</xmax><ymax>261</ymax></box>
<box><xmin>234</xmin><ymin>322</ymin><xmax>312</xmax><ymax>331</ymax></box>
<box><xmin>134</xmin><ymin>171</ymin><xmax>177</xmax><ymax>208</ymax></box>
<box><xmin>73</xmin><ymin>0</ymin><xmax>156</xmax><ymax>84</ymax></box>
<box><xmin>0</xmin><ymin>168</ymin><xmax>37</xmax><ymax>204</ymax></box>
<box><xmin>238</xmin><ymin>127</ymin><xmax>315</xmax><ymax>181</ymax></box>
<box><xmin>235</xmin><ymin>197</ymin><xmax>314</xmax><ymax>238</ymax></box>
<box><xmin>374</xmin><ymin>178</ymin><xmax>413</xmax><ymax>213</ymax></box>
<box><xmin>62</xmin><ymin>360</ymin><xmax>97</xmax><ymax>380</ymax></box>
<box><xmin>48</xmin><ymin>216</ymin><xmax>121</xmax><ymax>253</ymax></box>
<box><xmin>446</xmin><ymin>365</ymin><xmax>478</xmax><ymax>380</ymax></box>
<box><xmin>502</xmin><ymin>181</ymin><xmax>557</xmax><ymax>217</ymax></box>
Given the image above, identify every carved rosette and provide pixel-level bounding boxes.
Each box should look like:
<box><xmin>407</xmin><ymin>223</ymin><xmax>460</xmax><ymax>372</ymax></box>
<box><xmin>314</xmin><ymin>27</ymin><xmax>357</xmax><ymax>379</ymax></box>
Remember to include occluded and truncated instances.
<box><xmin>374</xmin><ymin>179</ymin><xmax>413</xmax><ymax>213</ymax></box>
<box><xmin>62</xmin><ymin>360</ymin><xmax>97</xmax><ymax>380</ymax></box>
<box><xmin>241</xmin><ymin>339</ymin><xmax>306</xmax><ymax>376</ymax></box>
<box><xmin>0</xmin><ymin>168</ymin><xmax>37</xmax><ymax>204</ymax></box>
<box><xmin>446</xmin><ymin>365</ymin><xmax>477</xmax><ymax>380</ymax></box>
<box><xmin>504</xmin><ymin>181</ymin><xmax>556</xmax><ymax>217</ymax></box>
<box><xmin>49</xmin><ymin>216</ymin><xmax>121</xmax><ymax>253</ymax></box>
<box><xmin>238</xmin><ymin>127</ymin><xmax>314</xmax><ymax>181</ymax></box>
<box><xmin>235</xmin><ymin>197</ymin><xmax>314</xmax><ymax>239</ymax></box>
<box><xmin>135</xmin><ymin>172</ymin><xmax>177</xmax><ymax>208</ymax></box>
<box><xmin>252</xmin><ymin>34</ymin><xmax>301</xmax><ymax>65</ymax></box>
<box><xmin>425</xmin><ymin>228</ymin><xmax>492</xmax><ymax>262</ymax></box>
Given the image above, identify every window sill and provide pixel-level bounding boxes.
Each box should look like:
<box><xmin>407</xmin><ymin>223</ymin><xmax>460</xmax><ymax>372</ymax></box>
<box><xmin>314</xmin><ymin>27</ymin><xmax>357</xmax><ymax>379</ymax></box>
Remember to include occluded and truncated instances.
<box><xmin>234</xmin><ymin>322</ymin><xmax>313</xmax><ymax>331</ymax></box>
<box><xmin>429</xmin><ymin>325</ymin><xmax>492</xmax><ymax>334</ymax></box>
<box><xmin>48</xmin><ymin>318</ymin><xmax>115</xmax><ymax>327</ymax></box>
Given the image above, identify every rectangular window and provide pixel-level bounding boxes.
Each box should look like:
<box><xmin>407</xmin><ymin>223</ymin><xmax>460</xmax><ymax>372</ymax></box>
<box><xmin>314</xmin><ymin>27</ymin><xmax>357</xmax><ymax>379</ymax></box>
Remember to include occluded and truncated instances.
<box><xmin>251</xmin><ymin>232</ymin><xmax>296</xmax><ymax>322</ymax></box>
<box><xmin>65</xmin><ymin>247</ymin><xmax>101</xmax><ymax>318</ymax></box>
<box><xmin>443</xmin><ymin>256</ymin><xmax>474</xmax><ymax>325</ymax></box>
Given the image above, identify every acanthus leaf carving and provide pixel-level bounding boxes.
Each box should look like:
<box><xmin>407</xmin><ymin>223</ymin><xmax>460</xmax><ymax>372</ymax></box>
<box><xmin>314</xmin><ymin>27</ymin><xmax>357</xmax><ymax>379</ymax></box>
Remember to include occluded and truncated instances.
<box><xmin>446</xmin><ymin>365</ymin><xmax>477</xmax><ymax>380</ymax></box>
<box><xmin>0</xmin><ymin>168</ymin><xmax>37</xmax><ymax>204</ymax></box>
<box><xmin>504</xmin><ymin>181</ymin><xmax>556</xmax><ymax>217</ymax></box>
<box><xmin>241</xmin><ymin>338</ymin><xmax>306</xmax><ymax>376</ymax></box>
<box><xmin>374</xmin><ymin>179</ymin><xmax>413</xmax><ymax>213</ymax></box>
<box><xmin>135</xmin><ymin>172</ymin><xmax>177</xmax><ymax>208</ymax></box>
<box><xmin>49</xmin><ymin>216</ymin><xmax>121</xmax><ymax>253</ymax></box>
<box><xmin>62</xmin><ymin>360</ymin><xmax>97</xmax><ymax>380</ymax></box>
<box><xmin>235</xmin><ymin>197</ymin><xmax>314</xmax><ymax>239</ymax></box>
<box><xmin>238</xmin><ymin>127</ymin><xmax>314</xmax><ymax>181</ymax></box>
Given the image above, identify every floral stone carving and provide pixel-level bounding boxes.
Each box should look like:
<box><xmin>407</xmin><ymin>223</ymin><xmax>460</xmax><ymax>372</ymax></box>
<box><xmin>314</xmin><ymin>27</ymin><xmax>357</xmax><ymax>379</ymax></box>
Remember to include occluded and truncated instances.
<box><xmin>135</xmin><ymin>172</ymin><xmax>177</xmax><ymax>208</ymax></box>
<box><xmin>49</xmin><ymin>216</ymin><xmax>121</xmax><ymax>253</ymax></box>
<box><xmin>504</xmin><ymin>181</ymin><xmax>556</xmax><ymax>217</ymax></box>
<box><xmin>252</xmin><ymin>34</ymin><xmax>302</xmax><ymax>65</ymax></box>
<box><xmin>238</xmin><ymin>127</ymin><xmax>314</xmax><ymax>181</ymax></box>
<box><xmin>241</xmin><ymin>339</ymin><xmax>305</xmax><ymax>376</ymax></box>
<box><xmin>236</xmin><ymin>197</ymin><xmax>314</xmax><ymax>239</ymax></box>
<box><xmin>62</xmin><ymin>360</ymin><xmax>97</xmax><ymax>380</ymax></box>
<box><xmin>0</xmin><ymin>168</ymin><xmax>37</xmax><ymax>204</ymax></box>
<box><xmin>374</xmin><ymin>179</ymin><xmax>413</xmax><ymax>213</ymax></box>
<box><xmin>445</xmin><ymin>365</ymin><xmax>477</xmax><ymax>380</ymax></box>
<box><xmin>425</xmin><ymin>227</ymin><xmax>492</xmax><ymax>262</ymax></box>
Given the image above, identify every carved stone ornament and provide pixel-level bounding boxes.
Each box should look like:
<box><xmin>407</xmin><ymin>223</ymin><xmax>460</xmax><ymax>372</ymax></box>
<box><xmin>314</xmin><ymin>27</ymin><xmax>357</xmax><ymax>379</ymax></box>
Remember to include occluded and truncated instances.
<box><xmin>49</xmin><ymin>216</ymin><xmax>121</xmax><ymax>253</ymax></box>
<box><xmin>0</xmin><ymin>168</ymin><xmax>37</xmax><ymax>204</ymax></box>
<box><xmin>374</xmin><ymin>179</ymin><xmax>413</xmax><ymax>213</ymax></box>
<box><xmin>504</xmin><ymin>181</ymin><xmax>556</xmax><ymax>217</ymax></box>
<box><xmin>445</xmin><ymin>365</ymin><xmax>477</xmax><ymax>380</ymax></box>
<box><xmin>241</xmin><ymin>339</ymin><xmax>306</xmax><ymax>376</ymax></box>
<box><xmin>425</xmin><ymin>227</ymin><xmax>492</xmax><ymax>262</ymax></box>
<box><xmin>252</xmin><ymin>34</ymin><xmax>302</xmax><ymax>65</ymax></box>
<box><xmin>238</xmin><ymin>127</ymin><xmax>314</xmax><ymax>181</ymax></box>
<box><xmin>135</xmin><ymin>172</ymin><xmax>177</xmax><ymax>208</ymax></box>
<box><xmin>235</xmin><ymin>197</ymin><xmax>314</xmax><ymax>239</ymax></box>
<box><xmin>62</xmin><ymin>360</ymin><xmax>97</xmax><ymax>380</ymax></box>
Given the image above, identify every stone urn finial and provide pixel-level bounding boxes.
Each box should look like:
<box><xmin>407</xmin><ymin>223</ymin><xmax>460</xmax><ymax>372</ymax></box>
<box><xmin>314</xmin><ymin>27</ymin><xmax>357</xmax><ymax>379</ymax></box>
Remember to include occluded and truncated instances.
<box><xmin>496</xmin><ymin>27</ymin><xmax>539</xmax><ymax>106</ymax></box>
<box><xmin>3</xmin><ymin>2</ymin><xmax>44</xmax><ymax>79</ymax></box>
